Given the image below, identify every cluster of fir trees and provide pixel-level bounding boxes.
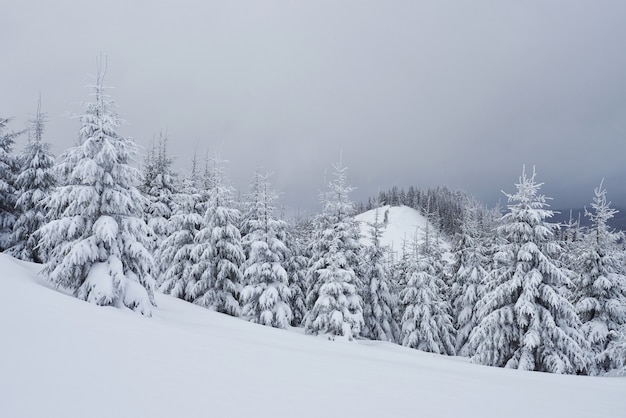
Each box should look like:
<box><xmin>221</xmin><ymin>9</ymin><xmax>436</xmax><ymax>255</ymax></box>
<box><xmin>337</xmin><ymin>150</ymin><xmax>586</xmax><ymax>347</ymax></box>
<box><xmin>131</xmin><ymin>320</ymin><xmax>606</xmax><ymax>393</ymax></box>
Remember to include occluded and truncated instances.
<box><xmin>2</xmin><ymin>69</ymin><xmax>625</xmax><ymax>376</ymax></box>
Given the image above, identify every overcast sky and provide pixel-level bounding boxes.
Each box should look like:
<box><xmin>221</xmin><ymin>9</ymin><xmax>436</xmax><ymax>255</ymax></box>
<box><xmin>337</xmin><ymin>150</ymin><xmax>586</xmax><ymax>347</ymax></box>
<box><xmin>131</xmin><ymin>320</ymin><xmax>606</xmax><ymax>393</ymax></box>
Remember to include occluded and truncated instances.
<box><xmin>2</xmin><ymin>1</ymin><xmax>626</xmax><ymax>213</ymax></box>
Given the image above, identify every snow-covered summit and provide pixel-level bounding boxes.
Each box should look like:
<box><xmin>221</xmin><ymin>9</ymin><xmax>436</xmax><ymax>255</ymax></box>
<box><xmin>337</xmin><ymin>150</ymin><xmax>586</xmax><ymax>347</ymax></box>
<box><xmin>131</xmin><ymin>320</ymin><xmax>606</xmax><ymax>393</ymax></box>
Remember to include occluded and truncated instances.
<box><xmin>356</xmin><ymin>205</ymin><xmax>449</xmax><ymax>260</ymax></box>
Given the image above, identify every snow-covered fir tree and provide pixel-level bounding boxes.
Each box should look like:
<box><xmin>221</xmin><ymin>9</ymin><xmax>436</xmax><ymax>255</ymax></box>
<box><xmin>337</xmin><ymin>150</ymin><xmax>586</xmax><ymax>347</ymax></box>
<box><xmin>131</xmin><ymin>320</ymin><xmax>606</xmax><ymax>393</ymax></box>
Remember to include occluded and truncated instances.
<box><xmin>143</xmin><ymin>132</ymin><xmax>178</xmax><ymax>277</ymax></box>
<box><xmin>574</xmin><ymin>180</ymin><xmax>626</xmax><ymax>375</ymax></box>
<box><xmin>0</xmin><ymin>117</ymin><xmax>22</xmax><ymax>250</ymax></box>
<box><xmin>285</xmin><ymin>218</ymin><xmax>309</xmax><ymax>327</ymax></box>
<box><xmin>157</xmin><ymin>158</ymin><xmax>204</xmax><ymax>299</ymax></box>
<box><xmin>187</xmin><ymin>156</ymin><xmax>244</xmax><ymax>316</ymax></box>
<box><xmin>7</xmin><ymin>98</ymin><xmax>57</xmax><ymax>262</ymax></box>
<box><xmin>39</xmin><ymin>66</ymin><xmax>155</xmax><ymax>315</ymax></box>
<box><xmin>468</xmin><ymin>167</ymin><xmax>587</xmax><ymax>374</ymax></box>
<box><xmin>450</xmin><ymin>201</ymin><xmax>488</xmax><ymax>356</ymax></box>
<box><xmin>305</xmin><ymin>160</ymin><xmax>364</xmax><ymax>340</ymax></box>
<box><xmin>400</xmin><ymin>224</ymin><xmax>456</xmax><ymax>354</ymax></box>
<box><xmin>361</xmin><ymin>204</ymin><xmax>400</xmax><ymax>342</ymax></box>
<box><xmin>240</xmin><ymin>171</ymin><xmax>292</xmax><ymax>328</ymax></box>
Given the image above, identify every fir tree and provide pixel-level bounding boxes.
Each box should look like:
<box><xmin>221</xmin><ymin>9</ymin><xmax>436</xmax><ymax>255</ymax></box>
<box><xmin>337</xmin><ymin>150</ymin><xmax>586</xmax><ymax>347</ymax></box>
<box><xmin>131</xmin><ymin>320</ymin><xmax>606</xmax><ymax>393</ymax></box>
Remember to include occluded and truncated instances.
<box><xmin>39</xmin><ymin>65</ymin><xmax>155</xmax><ymax>315</ymax></box>
<box><xmin>187</xmin><ymin>157</ymin><xmax>244</xmax><ymax>316</ymax></box>
<box><xmin>469</xmin><ymin>167</ymin><xmax>587</xmax><ymax>374</ymax></box>
<box><xmin>143</xmin><ymin>132</ymin><xmax>178</xmax><ymax>278</ymax></box>
<box><xmin>575</xmin><ymin>180</ymin><xmax>626</xmax><ymax>375</ymax></box>
<box><xmin>361</xmin><ymin>204</ymin><xmax>400</xmax><ymax>342</ymax></box>
<box><xmin>305</xmin><ymin>160</ymin><xmax>364</xmax><ymax>340</ymax></box>
<box><xmin>285</xmin><ymin>220</ymin><xmax>309</xmax><ymax>327</ymax></box>
<box><xmin>240</xmin><ymin>171</ymin><xmax>292</xmax><ymax>328</ymax></box>
<box><xmin>400</xmin><ymin>225</ymin><xmax>456</xmax><ymax>354</ymax></box>
<box><xmin>450</xmin><ymin>201</ymin><xmax>488</xmax><ymax>356</ymax></box>
<box><xmin>7</xmin><ymin>97</ymin><xmax>56</xmax><ymax>262</ymax></box>
<box><xmin>158</xmin><ymin>159</ymin><xmax>204</xmax><ymax>300</ymax></box>
<box><xmin>0</xmin><ymin>117</ymin><xmax>22</xmax><ymax>250</ymax></box>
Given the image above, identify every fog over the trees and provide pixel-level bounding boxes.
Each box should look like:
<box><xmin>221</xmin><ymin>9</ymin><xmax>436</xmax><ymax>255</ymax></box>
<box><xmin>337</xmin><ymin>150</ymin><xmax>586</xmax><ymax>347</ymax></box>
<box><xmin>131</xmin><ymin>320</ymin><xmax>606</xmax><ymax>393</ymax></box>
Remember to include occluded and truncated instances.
<box><xmin>3</xmin><ymin>1</ymin><xmax>626</xmax><ymax>211</ymax></box>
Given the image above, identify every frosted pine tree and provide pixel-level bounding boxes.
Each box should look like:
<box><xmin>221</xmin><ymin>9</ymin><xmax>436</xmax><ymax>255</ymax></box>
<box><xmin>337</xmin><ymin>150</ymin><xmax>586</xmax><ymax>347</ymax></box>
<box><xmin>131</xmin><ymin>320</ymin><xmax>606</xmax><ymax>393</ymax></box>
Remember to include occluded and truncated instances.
<box><xmin>0</xmin><ymin>117</ymin><xmax>22</xmax><ymax>250</ymax></box>
<box><xmin>187</xmin><ymin>157</ymin><xmax>244</xmax><ymax>316</ymax></box>
<box><xmin>143</xmin><ymin>133</ymin><xmax>178</xmax><ymax>277</ymax></box>
<box><xmin>575</xmin><ymin>180</ymin><xmax>626</xmax><ymax>375</ymax></box>
<box><xmin>240</xmin><ymin>171</ymin><xmax>292</xmax><ymax>328</ymax></box>
<box><xmin>450</xmin><ymin>201</ymin><xmax>488</xmax><ymax>356</ymax></box>
<box><xmin>305</xmin><ymin>160</ymin><xmax>364</xmax><ymax>340</ymax></box>
<box><xmin>39</xmin><ymin>66</ymin><xmax>155</xmax><ymax>315</ymax></box>
<box><xmin>158</xmin><ymin>159</ymin><xmax>204</xmax><ymax>299</ymax></box>
<box><xmin>468</xmin><ymin>167</ymin><xmax>587</xmax><ymax>373</ymax></box>
<box><xmin>400</xmin><ymin>225</ymin><xmax>456</xmax><ymax>354</ymax></box>
<box><xmin>285</xmin><ymin>221</ymin><xmax>309</xmax><ymax>326</ymax></box>
<box><xmin>7</xmin><ymin>98</ymin><xmax>56</xmax><ymax>262</ymax></box>
<box><xmin>361</xmin><ymin>204</ymin><xmax>400</xmax><ymax>342</ymax></box>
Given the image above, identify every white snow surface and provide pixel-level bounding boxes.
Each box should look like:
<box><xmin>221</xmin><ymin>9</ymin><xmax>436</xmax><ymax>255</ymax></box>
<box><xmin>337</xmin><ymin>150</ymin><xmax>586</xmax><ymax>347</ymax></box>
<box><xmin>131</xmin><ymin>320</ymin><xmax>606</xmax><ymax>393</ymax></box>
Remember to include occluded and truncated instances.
<box><xmin>357</xmin><ymin>205</ymin><xmax>450</xmax><ymax>259</ymax></box>
<box><xmin>1</xmin><ymin>253</ymin><xmax>624</xmax><ymax>418</ymax></box>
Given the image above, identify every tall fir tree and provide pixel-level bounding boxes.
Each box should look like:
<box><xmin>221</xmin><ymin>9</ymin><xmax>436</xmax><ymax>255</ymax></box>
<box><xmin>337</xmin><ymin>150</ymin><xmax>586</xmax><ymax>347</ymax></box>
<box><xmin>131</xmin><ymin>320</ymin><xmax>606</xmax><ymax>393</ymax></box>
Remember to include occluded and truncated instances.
<box><xmin>7</xmin><ymin>97</ymin><xmax>57</xmax><ymax>262</ymax></box>
<box><xmin>0</xmin><ymin>117</ymin><xmax>22</xmax><ymax>250</ymax></box>
<box><xmin>240</xmin><ymin>171</ymin><xmax>292</xmax><ymax>328</ymax></box>
<box><xmin>39</xmin><ymin>65</ymin><xmax>155</xmax><ymax>315</ymax></box>
<box><xmin>400</xmin><ymin>224</ymin><xmax>456</xmax><ymax>354</ymax></box>
<box><xmin>158</xmin><ymin>158</ymin><xmax>204</xmax><ymax>300</ymax></box>
<box><xmin>450</xmin><ymin>201</ymin><xmax>488</xmax><ymax>356</ymax></box>
<box><xmin>305</xmin><ymin>160</ymin><xmax>364</xmax><ymax>340</ymax></box>
<box><xmin>285</xmin><ymin>219</ymin><xmax>309</xmax><ymax>327</ymax></box>
<box><xmin>574</xmin><ymin>180</ymin><xmax>626</xmax><ymax>375</ymax></box>
<box><xmin>468</xmin><ymin>167</ymin><xmax>587</xmax><ymax>374</ymax></box>
<box><xmin>143</xmin><ymin>132</ymin><xmax>178</xmax><ymax>278</ymax></box>
<box><xmin>361</xmin><ymin>204</ymin><xmax>400</xmax><ymax>342</ymax></box>
<box><xmin>187</xmin><ymin>156</ymin><xmax>244</xmax><ymax>316</ymax></box>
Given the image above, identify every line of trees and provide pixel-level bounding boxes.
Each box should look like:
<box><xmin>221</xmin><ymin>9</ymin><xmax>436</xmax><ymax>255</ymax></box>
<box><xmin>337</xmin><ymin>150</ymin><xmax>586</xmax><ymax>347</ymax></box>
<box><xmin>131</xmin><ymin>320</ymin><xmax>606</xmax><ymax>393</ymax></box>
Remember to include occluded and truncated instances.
<box><xmin>2</xmin><ymin>67</ymin><xmax>625</xmax><ymax>376</ymax></box>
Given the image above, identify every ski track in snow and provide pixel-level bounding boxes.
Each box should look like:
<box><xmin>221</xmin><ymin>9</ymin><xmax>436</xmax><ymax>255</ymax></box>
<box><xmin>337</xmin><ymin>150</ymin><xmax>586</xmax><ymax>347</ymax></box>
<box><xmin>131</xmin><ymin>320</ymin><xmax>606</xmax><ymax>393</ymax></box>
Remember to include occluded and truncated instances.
<box><xmin>1</xmin><ymin>250</ymin><xmax>625</xmax><ymax>418</ymax></box>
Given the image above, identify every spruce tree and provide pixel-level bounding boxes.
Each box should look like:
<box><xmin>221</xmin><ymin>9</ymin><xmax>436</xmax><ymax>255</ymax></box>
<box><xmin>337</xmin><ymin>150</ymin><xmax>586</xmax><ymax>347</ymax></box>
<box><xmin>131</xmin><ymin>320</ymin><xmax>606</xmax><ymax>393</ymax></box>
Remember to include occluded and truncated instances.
<box><xmin>400</xmin><ymin>226</ymin><xmax>456</xmax><ymax>354</ymax></box>
<box><xmin>285</xmin><ymin>221</ymin><xmax>309</xmax><ymax>327</ymax></box>
<box><xmin>469</xmin><ymin>167</ymin><xmax>587</xmax><ymax>374</ymax></box>
<box><xmin>305</xmin><ymin>160</ymin><xmax>363</xmax><ymax>340</ymax></box>
<box><xmin>240</xmin><ymin>171</ymin><xmax>292</xmax><ymax>328</ymax></box>
<box><xmin>39</xmin><ymin>66</ymin><xmax>155</xmax><ymax>315</ymax></box>
<box><xmin>0</xmin><ymin>117</ymin><xmax>22</xmax><ymax>250</ymax></box>
<box><xmin>450</xmin><ymin>202</ymin><xmax>488</xmax><ymax>356</ymax></box>
<box><xmin>575</xmin><ymin>180</ymin><xmax>626</xmax><ymax>375</ymax></box>
<box><xmin>361</xmin><ymin>204</ymin><xmax>400</xmax><ymax>342</ymax></box>
<box><xmin>7</xmin><ymin>98</ymin><xmax>56</xmax><ymax>262</ymax></box>
<box><xmin>158</xmin><ymin>159</ymin><xmax>204</xmax><ymax>300</ymax></box>
<box><xmin>143</xmin><ymin>132</ymin><xmax>178</xmax><ymax>278</ymax></box>
<box><xmin>187</xmin><ymin>157</ymin><xmax>244</xmax><ymax>316</ymax></box>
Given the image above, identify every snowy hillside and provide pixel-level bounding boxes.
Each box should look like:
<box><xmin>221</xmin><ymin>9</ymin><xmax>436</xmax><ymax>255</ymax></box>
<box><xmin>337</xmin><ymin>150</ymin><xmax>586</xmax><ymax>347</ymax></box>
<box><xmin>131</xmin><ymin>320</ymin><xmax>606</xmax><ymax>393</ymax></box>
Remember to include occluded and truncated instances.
<box><xmin>356</xmin><ymin>205</ymin><xmax>449</xmax><ymax>260</ymax></box>
<box><xmin>1</xmin><ymin>253</ymin><xmax>624</xmax><ymax>418</ymax></box>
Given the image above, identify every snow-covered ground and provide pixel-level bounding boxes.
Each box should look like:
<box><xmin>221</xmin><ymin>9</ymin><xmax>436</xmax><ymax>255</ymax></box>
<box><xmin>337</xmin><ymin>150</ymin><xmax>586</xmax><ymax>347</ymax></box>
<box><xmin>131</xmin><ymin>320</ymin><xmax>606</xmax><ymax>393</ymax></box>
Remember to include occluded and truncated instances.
<box><xmin>357</xmin><ymin>205</ymin><xmax>450</xmax><ymax>260</ymax></box>
<box><xmin>1</xmin><ymin>253</ymin><xmax>624</xmax><ymax>418</ymax></box>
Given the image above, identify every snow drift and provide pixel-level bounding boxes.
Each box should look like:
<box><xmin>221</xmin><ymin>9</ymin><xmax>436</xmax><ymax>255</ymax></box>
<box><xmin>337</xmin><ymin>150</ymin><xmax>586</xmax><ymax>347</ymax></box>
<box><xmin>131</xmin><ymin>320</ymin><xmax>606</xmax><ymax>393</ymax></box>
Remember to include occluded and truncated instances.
<box><xmin>0</xmin><ymin>253</ymin><xmax>624</xmax><ymax>418</ymax></box>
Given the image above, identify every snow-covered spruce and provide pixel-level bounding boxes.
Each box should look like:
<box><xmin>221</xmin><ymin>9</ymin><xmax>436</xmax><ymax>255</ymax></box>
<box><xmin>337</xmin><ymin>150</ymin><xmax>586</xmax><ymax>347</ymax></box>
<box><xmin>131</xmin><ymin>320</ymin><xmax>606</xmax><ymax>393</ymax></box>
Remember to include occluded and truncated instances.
<box><xmin>39</xmin><ymin>68</ymin><xmax>155</xmax><ymax>315</ymax></box>
<box><xmin>400</xmin><ymin>223</ymin><xmax>455</xmax><ymax>354</ymax></box>
<box><xmin>0</xmin><ymin>116</ymin><xmax>21</xmax><ymax>250</ymax></box>
<box><xmin>361</xmin><ymin>204</ymin><xmax>400</xmax><ymax>343</ymax></box>
<box><xmin>450</xmin><ymin>201</ymin><xmax>488</xmax><ymax>357</ymax></box>
<box><xmin>285</xmin><ymin>222</ymin><xmax>309</xmax><ymax>327</ymax></box>
<box><xmin>305</xmin><ymin>160</ymin><xmax>364</xmax><ymax>340</ymax></box>
<box><xmin>142</xmin><ymin>132</ymin><xmax>178</xmax><ymax>278</ymax></box>
<box><xmin>186</xmin><ymin>157</ymin><xmax>244</xmax><ymax>316</ymax></box>
<box><xmin>468</xmin><ymin>167</ymin><xmax>587</xmax><ymax>374</ymax></box>
<box><xmin>7</xmin><ymin>98</ymin><xmax>56</xmax><ymax>262</ymax></box>
<box><xmin>574</xmin><ymin>180</ymin><xmax>626</xmax><ymax>375</ymax></box>
<box><xmin>157</xmin><ymin>159</ymin><xmax>204</xmax><ymax>300</ymax></box>
<box><xmin>240</xmin><ymin>170</ymin><xmax>292</xmax><ymax>328</ymax></box>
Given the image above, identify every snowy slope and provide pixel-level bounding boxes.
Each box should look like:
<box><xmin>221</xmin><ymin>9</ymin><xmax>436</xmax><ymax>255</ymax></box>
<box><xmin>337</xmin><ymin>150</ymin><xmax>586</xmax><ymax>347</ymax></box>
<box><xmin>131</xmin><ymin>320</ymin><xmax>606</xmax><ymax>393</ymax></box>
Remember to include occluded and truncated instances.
<box><xmin>356</xmin><ymin>205</ymin><xmax>449</xmax><ymax>260</ymax></box>
<box><xmin>1</xmin><ymin>253</ymin><xmax>625</xmax><ymax>418</ymax></box>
